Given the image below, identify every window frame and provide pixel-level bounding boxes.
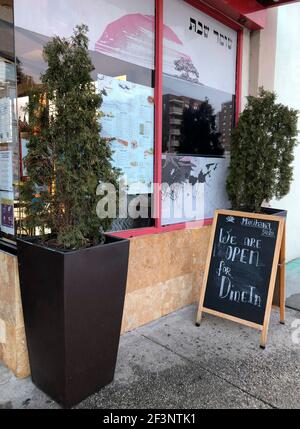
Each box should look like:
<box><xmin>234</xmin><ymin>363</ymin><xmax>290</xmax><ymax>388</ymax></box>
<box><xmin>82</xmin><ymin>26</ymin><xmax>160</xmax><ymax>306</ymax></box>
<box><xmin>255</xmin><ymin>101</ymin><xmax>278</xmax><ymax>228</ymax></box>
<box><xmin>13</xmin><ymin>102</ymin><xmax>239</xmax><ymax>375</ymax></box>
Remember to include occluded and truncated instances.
<box><xmin>111</xmin><ymin>0</ymin><xmax>244</xmax><ymax>239</ymax></box>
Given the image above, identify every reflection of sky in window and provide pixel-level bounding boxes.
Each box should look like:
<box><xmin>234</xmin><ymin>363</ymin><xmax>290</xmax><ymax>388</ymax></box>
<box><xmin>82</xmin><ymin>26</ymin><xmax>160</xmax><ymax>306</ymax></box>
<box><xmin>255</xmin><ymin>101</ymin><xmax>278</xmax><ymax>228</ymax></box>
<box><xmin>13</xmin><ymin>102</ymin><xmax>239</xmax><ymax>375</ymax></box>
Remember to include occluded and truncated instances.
<box><xmin>14</xmin><ymin>27</ymin><xmax>153</xmax><ymax>88</ymax></box>
<box><xmin>163</xmin><ymin>75</ymin><xmax>234</xmax><ymax>113</ymax></box>
<box><xmin>14</xmin><ymin>0</ymin><xmax>155</xmax><ymax>87</ymax></box>
<box><xmin>14</xmin><ymin>0</ymin><xmax>155</xmax><ymax>50</ymax></box>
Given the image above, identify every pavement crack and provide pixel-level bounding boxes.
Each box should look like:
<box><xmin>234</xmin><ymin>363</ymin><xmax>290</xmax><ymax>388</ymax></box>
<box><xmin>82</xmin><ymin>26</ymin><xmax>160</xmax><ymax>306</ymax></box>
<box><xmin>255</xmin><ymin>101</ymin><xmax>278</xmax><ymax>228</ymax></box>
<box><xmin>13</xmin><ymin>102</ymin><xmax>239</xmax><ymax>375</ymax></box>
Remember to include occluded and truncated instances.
<box><xmin>139</xmin><ymin>333</ymin><xmax>278</xmax><ymax>410</ymax></box>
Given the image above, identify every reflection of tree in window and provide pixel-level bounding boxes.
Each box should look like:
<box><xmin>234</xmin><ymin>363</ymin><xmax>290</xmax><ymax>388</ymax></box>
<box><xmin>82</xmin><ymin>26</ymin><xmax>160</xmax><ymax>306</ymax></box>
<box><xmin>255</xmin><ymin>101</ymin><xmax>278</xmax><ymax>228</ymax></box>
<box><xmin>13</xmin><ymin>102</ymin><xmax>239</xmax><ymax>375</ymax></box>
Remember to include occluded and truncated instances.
<box><xmin>179</xmin><ymin>98</ymin><xmax>224</xmax><ymax>156</ymax></box>
<box><xmin>16</xmin><ymin>58</ymin><xmax>35</xmax><ymax>98</ymax></box>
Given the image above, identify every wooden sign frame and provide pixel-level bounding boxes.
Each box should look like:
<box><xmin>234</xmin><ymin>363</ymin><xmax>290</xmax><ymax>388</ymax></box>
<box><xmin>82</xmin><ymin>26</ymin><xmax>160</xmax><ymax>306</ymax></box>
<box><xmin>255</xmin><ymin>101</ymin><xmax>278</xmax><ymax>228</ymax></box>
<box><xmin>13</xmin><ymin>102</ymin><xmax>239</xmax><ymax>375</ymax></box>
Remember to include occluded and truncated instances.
<box><xmin>196</xmin><ymin>209</ymin><xmax>286</xmax><ymax>349</ymax></box>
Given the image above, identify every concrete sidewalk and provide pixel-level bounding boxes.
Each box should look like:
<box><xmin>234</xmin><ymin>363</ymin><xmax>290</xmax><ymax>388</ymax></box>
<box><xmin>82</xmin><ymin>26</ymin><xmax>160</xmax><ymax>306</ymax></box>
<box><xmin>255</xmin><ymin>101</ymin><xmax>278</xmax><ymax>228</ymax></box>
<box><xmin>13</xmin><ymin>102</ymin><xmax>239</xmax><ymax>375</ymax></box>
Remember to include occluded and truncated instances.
<box><xmin>1</xmin><ymin>304</ymin><xmax>300</xmax><ymax>409</ymax></box>
<box><xmin>0</xmin><ymin>306</ymin><xmax>300</xmax><ymax>409</ymax></box>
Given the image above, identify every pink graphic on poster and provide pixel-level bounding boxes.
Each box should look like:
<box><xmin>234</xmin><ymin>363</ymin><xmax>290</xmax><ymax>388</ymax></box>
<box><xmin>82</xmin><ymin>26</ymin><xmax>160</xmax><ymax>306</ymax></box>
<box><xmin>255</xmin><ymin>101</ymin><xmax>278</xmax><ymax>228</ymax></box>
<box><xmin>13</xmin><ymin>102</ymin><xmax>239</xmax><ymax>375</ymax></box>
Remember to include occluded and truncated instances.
<box><xmin>94</xmin><ymin>13</ymin><xmax>199</xmax><ymax>81</ymax></box>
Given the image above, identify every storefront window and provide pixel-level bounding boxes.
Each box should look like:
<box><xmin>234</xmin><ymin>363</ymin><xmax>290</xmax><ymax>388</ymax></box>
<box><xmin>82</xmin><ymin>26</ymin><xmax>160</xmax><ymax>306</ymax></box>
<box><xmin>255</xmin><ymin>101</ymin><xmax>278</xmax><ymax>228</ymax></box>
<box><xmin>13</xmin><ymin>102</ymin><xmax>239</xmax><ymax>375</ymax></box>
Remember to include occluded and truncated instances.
<box><xmin>0</xmin><ymin>0</ymin><xmax>242</xmax><ymax>242</ymax></box>
<box><xmin>14</xmin><ymin>0</ymin><xmax>155</xmax><ymax>232</ymax></box>
<box><xmin>161</xmin><ymin>0</ymin><xmax>237</xmax><ymax>226</ymax></box>
<box><xmin>0</xmin><ymin>0</ymin><xmax>19</xmax><ymax>244</ymax></box>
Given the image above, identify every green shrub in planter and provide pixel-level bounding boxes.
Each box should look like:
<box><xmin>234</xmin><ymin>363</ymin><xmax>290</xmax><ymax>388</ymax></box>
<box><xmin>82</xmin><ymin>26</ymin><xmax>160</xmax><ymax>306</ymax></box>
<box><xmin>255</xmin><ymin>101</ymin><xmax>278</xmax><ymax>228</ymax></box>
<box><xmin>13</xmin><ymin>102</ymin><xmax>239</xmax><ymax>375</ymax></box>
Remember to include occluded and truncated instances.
<box><xmin>227</xmin><ymin>88</ymin><xmax>298</xmax><ymax>213</ymax></box>
<box><xmin>21</xmin><ymin>24</ymin><xmax>119</xmax><ymax>249</ymax></box>
<box><xmin>17</xmin><ymin>25</ymin><xmax>129</xmax><ymax>408</ymax></box>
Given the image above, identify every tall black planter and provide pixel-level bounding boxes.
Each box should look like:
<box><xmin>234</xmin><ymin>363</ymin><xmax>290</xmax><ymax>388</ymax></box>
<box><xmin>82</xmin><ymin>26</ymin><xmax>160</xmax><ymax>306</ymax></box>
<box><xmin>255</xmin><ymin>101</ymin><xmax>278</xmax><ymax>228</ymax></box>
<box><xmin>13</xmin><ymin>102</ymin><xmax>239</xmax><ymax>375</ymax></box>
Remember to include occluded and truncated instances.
<box><xmin>17</xmin><ymin>235</ymin><xmax>129</xmax><ymax>408</ymax></box>
<box><xmin>261</xmin><ymin>207</ymin><xmax>287</xmax><ymax>219</ymax></box>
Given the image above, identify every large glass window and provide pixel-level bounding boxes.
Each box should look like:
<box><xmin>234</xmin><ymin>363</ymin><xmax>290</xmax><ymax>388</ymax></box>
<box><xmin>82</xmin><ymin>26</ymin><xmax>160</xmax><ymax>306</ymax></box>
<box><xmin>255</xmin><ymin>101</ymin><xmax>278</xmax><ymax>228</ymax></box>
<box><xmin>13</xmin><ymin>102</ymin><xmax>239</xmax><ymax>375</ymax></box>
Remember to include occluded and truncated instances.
<box><xmin>0</xmin><ymin>0</ymin><xmax>241</xmax><ymax>242</ymax></box>
<box><xmin>0</xmin><ymin>0</ymin><xmax>18</xmax><ymax>244</ymax></box>
<box><xmin>162</xmin><ymin>0</ymin><xmax>237</xmax><ymax>226</ymax></box>
<box><xmin>14</xmin><ymin>0</ymin><xmax>155</xmax><ymax>232</ymax></box>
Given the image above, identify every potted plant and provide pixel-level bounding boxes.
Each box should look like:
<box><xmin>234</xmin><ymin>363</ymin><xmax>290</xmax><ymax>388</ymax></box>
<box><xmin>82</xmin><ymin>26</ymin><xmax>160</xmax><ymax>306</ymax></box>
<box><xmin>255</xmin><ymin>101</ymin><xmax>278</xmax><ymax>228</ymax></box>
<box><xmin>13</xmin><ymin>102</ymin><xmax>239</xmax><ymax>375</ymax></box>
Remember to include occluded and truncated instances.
<box><xmin>226</xmin><ymin>88</ymin><xmax>298</xmax><ymax>216</ymax></box>
<box><xmin>225</xmin><ymin>88</ymin><xmax>298</xmax><ymax>317</ymax></box>
<box><xmin>17</xmin><ymin>25</ymin><xmax>129</xmax><ymax>407</ymax></box>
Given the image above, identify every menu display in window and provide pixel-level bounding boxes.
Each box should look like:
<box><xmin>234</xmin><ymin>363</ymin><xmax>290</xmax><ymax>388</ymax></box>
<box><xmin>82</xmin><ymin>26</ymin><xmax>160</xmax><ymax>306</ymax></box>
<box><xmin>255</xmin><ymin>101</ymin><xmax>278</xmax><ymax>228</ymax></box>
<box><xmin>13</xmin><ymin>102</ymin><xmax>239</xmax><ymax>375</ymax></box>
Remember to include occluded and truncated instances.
<box><xmin>0</xmin><ymin>61</ymin><xmax>15</xmax><ymax>83</ymax></box>
<box><xmin>0</xmin><ymin>97</ymin><xmax>13</xmax><ymax>143</ymax></box>
<box><xmin>97</xmin><ymin>74</ymin><xmax>154</xmax><ymax>194</ymax></box>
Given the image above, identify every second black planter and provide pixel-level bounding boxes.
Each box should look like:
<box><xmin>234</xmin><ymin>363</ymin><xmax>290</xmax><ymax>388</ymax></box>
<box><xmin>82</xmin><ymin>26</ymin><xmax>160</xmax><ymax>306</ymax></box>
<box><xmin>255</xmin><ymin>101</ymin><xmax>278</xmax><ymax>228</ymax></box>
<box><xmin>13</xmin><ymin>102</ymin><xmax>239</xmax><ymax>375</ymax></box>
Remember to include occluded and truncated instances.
<box><xmin>17</xmin><ymin>235</ymin><xmax>129</xmax><ymax>408</ymax></box>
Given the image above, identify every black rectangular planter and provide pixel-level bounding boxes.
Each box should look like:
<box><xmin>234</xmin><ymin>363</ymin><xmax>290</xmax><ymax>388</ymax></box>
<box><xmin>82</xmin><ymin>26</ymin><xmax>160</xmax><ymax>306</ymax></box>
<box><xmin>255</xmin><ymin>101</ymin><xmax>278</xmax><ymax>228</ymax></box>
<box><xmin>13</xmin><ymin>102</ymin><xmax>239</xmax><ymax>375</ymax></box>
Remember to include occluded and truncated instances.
<box><xmin>17</xmin><ymin>235</ymin><xmax>129</xmax><ymax>408</ymax></box>
<box><xmin>261</xmin><ymin>207</ymin><xmax>287</xmax><ymax>218</ymax></box>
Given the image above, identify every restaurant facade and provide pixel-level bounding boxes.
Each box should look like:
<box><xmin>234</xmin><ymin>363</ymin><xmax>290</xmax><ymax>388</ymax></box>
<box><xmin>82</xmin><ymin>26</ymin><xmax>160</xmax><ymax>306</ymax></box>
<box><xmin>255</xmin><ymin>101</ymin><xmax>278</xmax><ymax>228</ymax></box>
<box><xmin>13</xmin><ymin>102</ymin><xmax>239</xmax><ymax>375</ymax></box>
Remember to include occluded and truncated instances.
<box><xmin>0</xmin><ymin>0</ymin><xmax>299</xmax><ymax>378</ymax></box>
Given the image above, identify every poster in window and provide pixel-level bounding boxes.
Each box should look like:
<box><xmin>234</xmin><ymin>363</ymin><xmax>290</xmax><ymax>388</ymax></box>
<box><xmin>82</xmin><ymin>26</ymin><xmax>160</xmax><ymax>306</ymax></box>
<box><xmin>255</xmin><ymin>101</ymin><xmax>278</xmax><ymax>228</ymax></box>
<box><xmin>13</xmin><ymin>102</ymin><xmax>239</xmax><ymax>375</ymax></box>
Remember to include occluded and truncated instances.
<box><xmin>0</xmin><ymin>150</ymin><xmax>13</xmax><ymax>192</ymax></box>
<box><xmin>161</xmin><ymin>154</ymin><xmax>230</xmax><ymax>225</ymax></box>
<box><xmin>163</xmin><ymin>0</ymin><xmax>237</xmax><ymax>95</ymax></box>
<box><xmin>0</xmin><ymin>97</ymin><xmax>13</xmax><ymax>143</ymax></box>
<box><xmin>97</xmin><ymin>74</ymin><xmax>154</xmax><ymax>195</ymax></box>
<box><xmin>0</xmin><ymin>191</ymin><xmax>14</xmax><ymax>235</ymax></box>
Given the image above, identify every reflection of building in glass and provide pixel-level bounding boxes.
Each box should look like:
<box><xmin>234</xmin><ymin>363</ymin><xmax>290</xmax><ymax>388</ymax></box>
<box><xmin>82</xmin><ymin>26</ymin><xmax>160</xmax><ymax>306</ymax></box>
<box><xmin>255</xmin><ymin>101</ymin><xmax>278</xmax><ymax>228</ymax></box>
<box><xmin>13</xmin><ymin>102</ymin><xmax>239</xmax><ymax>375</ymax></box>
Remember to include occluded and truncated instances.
<box><xmin>217</xmin><ymin>100</ymin><xmax>234</xmax><ymax>151</ymax></box>
<box><xmin>163</xmin><ymin>94</ymin><xmax>204</xmax><ymax>153</ymax></box>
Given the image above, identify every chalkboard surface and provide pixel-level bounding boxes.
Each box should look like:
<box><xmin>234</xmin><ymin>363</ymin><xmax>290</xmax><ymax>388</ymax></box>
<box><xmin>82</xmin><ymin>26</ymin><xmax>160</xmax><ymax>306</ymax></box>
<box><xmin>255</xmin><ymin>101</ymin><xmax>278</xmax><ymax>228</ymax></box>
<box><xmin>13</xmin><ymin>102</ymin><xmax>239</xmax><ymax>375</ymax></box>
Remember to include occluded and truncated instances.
<box><xmin>203</xmin><ymin>211</ymin><xmax>281</xmax><ymax>326</ymax></box>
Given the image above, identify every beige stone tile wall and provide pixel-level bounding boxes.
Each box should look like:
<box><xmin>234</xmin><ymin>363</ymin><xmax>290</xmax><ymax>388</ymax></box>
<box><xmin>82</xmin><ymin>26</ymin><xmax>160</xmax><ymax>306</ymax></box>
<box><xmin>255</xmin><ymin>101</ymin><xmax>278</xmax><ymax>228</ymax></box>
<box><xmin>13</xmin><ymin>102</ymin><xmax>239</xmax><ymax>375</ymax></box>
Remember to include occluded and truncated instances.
<box><xmin>121</xmin><ymin>226</ymin><xmax>211</xmax><ymax>333</ymax></box>
<box><xmin>0</xmin><ymin>251</ymin><xmax>30</xmax><ymax>378</ymax></box>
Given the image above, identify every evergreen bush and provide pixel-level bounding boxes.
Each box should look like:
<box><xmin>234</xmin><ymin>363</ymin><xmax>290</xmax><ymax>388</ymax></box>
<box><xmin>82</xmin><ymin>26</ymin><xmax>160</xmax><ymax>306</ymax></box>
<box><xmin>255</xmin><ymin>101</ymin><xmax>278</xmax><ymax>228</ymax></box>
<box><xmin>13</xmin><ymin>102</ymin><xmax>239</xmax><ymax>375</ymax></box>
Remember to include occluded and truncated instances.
<box><xmin>227</xmin><ymin>88</ymin><xmax>298</xmax><ymax>213</ymax></box>
<box><xmin>21</xmin><ymin>25</ymin><xmax>119</xmax><ymax>249</ymax></box>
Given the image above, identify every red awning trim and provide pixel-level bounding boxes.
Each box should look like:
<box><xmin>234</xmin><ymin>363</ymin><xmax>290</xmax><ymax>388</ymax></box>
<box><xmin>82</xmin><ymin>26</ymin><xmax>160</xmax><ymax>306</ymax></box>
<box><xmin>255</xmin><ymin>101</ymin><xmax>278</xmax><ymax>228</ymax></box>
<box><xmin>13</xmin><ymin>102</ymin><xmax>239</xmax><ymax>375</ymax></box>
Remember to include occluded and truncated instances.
<box><xmin>199</xmin><ymin>0</ymin><xmax>299</xmax><ymax>30</ymax></box>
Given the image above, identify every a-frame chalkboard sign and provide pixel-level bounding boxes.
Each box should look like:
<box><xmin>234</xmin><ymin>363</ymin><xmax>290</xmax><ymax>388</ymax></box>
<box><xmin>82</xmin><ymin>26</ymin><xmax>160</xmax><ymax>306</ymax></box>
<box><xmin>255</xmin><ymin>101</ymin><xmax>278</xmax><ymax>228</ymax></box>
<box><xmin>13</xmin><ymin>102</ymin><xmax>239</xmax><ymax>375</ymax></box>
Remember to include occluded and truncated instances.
<box><xmin>196</xmin><ymin>209</ymin><xmax>286</xmax><ymax>348</ymax></box>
